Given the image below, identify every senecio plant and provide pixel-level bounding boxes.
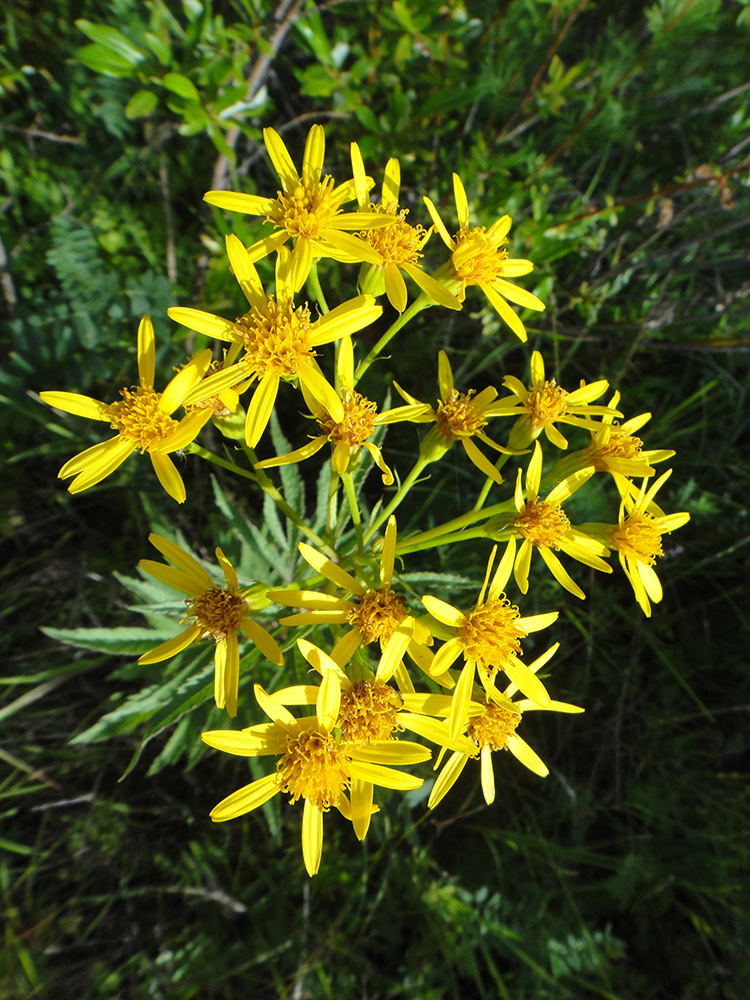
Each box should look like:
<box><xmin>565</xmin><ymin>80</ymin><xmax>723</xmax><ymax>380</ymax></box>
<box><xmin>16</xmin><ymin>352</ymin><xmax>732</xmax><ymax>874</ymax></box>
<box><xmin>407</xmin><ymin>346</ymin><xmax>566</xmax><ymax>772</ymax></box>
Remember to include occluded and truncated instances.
<box><xmin>41</xmin><ymin>125</ymin><xmax>689</xmax><ymax>876</ymax></box>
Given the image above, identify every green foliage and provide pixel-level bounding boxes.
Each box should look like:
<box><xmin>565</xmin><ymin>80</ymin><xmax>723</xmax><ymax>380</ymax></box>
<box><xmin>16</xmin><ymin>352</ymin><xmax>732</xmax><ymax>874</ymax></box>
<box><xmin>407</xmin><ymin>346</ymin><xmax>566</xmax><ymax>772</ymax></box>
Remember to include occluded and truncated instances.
<box><xmin>2</xmin><ymin>0</ymin><xmax>749</xmax><ymax>998</ymax></box>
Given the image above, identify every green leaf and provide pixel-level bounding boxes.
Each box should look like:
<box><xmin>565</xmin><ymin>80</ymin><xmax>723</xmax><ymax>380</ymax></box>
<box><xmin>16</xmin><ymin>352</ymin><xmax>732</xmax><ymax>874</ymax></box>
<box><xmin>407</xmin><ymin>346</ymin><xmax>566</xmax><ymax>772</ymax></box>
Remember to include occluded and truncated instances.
<box><xmin>75</xmin><ymin>43</ymin><xmax>138</xmax><ymax>79</ymax></box>
<box><xmin>41</xmin><ymin>626</ymin><xmax>173</xmax><ymax>655</ymax></box>
<box><xmin>161</xmin><ymin>71</ymin><xmax>201</xmax><ymax>102</ymax></box>
<box><xmin>125</xmin><ymin>89</ymin><xmax>158</xmax><ymax>119</ymax></box>
<box><xmin>75</xmin><ymin>20</ymin><xmax>145</xmax><ymax>66</ymax></box>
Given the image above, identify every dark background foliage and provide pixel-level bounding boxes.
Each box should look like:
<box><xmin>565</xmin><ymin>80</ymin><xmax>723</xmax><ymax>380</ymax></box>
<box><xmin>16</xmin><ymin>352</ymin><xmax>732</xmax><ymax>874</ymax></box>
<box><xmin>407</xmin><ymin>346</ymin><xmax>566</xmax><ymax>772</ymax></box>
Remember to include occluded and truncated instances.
<box><xmin>2</xmin><ymin>1</ymin><xmax>749</xmax><ymax>997</ymax></box>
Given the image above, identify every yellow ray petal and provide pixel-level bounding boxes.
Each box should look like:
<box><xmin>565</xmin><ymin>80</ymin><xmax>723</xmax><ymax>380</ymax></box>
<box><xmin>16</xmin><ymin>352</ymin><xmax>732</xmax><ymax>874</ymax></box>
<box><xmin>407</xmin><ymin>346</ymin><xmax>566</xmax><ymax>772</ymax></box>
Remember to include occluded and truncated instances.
<box><xmin>503</xmin><ymin>658</ymin><xmax>550</xmax><ymax>706</ymax></box>
<box><xmin>351</xmin><ymin>777</ymin><xmax>373</xmax><ymax>841</ymax></box>
<box><xmin>422</xmin><ymin>196</ymin><xmax>454</xmax><ymax>250</ymax></box>
<box><xmin>40</xmin><ymin>391</ymin><xmax>111</xmax><ymax>422</ymax></box>
<box><xmin>402</xmin><ymin>262</ymin><xmax>462</xmax><ymax>310</ymax></box>
<box><xmin>452</xmin><ymin>173</ymin><xmax>470</xmax><ymax>230</ymax></box>
<box><xmin>296</xmin><ymin>364</ymin><xmax>344</xmax><ymax>424</ymax></box>
<box><xmin>263</xmin><ymin>127</ymin><xmax>299</xmax><ymax>191</ymax></box>
<box><xmin>150</xmin><ymin>451</ymin><xmax>186</xmax><ymax>503</ymax></box>
<box><xmin>302</xmin><ymin>799</ymin><xmax>324</xmax><ymax>877</ymax></box>
<box><xmin>428</xmin><ymin>751</ymin><xmax>468</xmax><ymax>808</ymax></box>
<box><xmin>492</xmin><ymin>278</ymin><xmax>545</xmax><ymax>312</ymax></box>
<box><xmin>203</xmin><ymin>190</ymin><xmax>277</xmax><ymax>215</ymax></box>
<box><xmin>59</xmin><ymin>436</ymin><xmax>125</xmax><ymax>479</ymax></box>
<box><xmin>209</xmin><ymin>773</ymin><xmax>280</xmax><ymax>822</ymax></box>
<box><xmin>137</xmin><ymin>314</ymin><xmax>155</xmax><ymax>386</ymax></box>
<box><xmin>245</xmin><ymin>373</ymin><xmax>280</xmax><ymax>448</ymax></box>
<box><xmin>68</xmin><ymin>439</ymin><xmax>134</xmax><ymax>493</ymax></box>
<box><xmin>480</xmin><ymin>745</ymin><xmax>496</xmax><ymax>804</ymax></box>
<box><xmin>507</xmin><ymin>734</ymin><xmax>548</xmax><ymax>776</ymax></box>
<box><xmin>384</xmin><ymin>261</ymin><xmax>407</xmax><ymax>312</ymax></box>
<box><xmin>240</xmin><ymin>618</ymin><xmax>284</xmax><ymax>666</ymax></box>
<box><xmin>421</xmin><ymin>595</ymin><xmax>465</xmax><ymax>628</ymax></box>
<box><xmin>225</xmin><ymin>233</ymin><xmax>266</xmax><ymax>308</ymax></box>
<box><xmin>137</xmin><ymin>624</ymin><xmax>202</xmax><ymax>664</ymax></box>
<box><xmin>481</xmin><ymin>284</ymin><xmax>528</xmax><ymax>341</ymax></box>
<box><xmin>298</xmin><ymin>542</ymin><xmax>365</xmax><ymax>595</ymax></box>
<box><xmin>347</xmin><ymin>760</ymin><xmax>422</xmax><ymax>791</ymax></box>
<box><xmin>448</xmin><ymin>660</ymin><xmax>475</xmax><ymax>742</ymax></box>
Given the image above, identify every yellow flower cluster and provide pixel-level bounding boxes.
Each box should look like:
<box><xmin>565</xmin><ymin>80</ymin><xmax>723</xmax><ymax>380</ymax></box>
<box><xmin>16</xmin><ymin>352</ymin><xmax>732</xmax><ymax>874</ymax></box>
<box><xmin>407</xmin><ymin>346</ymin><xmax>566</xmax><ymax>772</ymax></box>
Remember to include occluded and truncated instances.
<box><xmin>40</xmin><ymin>124</ymin><xmax>690</xmax><ymax>876</ymax></box>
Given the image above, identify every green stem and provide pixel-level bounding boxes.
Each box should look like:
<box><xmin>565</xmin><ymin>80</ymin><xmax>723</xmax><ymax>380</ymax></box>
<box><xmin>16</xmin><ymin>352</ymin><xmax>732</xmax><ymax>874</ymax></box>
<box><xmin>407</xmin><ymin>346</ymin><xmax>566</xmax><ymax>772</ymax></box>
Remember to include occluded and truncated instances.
<box><xmin>396</xmin><ymin>527</ymin><xmax>493</xmax><ymax>556</ymax></box>
<box><xmin>353</xmin><ymin>295</ymin><xmax>431</xmax><ymax>387</ymax></box>
<box><xmin>227</xmin><ymin>443</ymin><xmax>338</xmax><ymax>559</ymax></box>
<box><xmin>393</xmin><ymin>499</ymin><xmax>517</xmax><ymax>553</ymax></box>
<box><xmin>326</xmin><ymin>462</ymin><xmax>339</xmax><ymax>543</ymax></box>
<box><xmin>341</xmin><ymin>472</ymin><xmax>364</xmax><ymax>555</ymax></box>
<box><xmin>306</xmin><ymin>260</ymin><xmax>329</xmax><ymax>314</ymax></box>
<box><xmin>362</xmin><ymin>454</ymin><xmax>431</xmax><ymax>544</ymax></box>
<box><xmin>186</xmin><ymin>443</ymin><xmax>259</xmax><ymax>482</ymax></box>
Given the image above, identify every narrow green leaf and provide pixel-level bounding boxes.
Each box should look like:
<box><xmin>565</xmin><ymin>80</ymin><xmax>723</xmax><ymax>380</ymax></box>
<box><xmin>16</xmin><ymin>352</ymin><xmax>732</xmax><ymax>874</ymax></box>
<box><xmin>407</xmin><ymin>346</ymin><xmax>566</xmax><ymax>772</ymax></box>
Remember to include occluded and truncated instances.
<box><xmin>161</xmin><ymin>71</ymin><xmax>201</xmax><ymax>101</ymax></box>
<box><xmin>125</xmin><ymin>89</ymin><xmax>158</xmax><ymax>119</ymax></box>
<box><xmin>75</xmin><ymin>20</ymin><xmax>145</xmax><ymax>65</ymax></box>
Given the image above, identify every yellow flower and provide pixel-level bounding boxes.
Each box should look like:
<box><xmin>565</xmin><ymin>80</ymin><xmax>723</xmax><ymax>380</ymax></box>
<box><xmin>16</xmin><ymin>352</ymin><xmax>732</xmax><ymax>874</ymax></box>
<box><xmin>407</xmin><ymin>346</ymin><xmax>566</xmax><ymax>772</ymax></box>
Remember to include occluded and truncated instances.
<box><xmin>392</xmin><ymin>350</ymin><xmax>521</xmax><ymax>485</ymax></box>
<box><xmin>168</xmin><ymin>235</ymin><xmax>382</xmax><ymax>448</ymax></box>
<box><xmin>423</xmin><ymin>173</ymin><xmax>545</xmax><ymax>340</ymax></box>
<box><xmin>201</xmin><ymin>670</ymin><xmax>429</xmax><ymax>876</ymax></box>
<box><xmin>496</xmin><ymin>350</ymin><xmax>621</xmax><ymax>450</ymax></box>
<box><xmin>349</xmin><ymin>143</ymin><xmax>461</xmax><ymax>312</ymax></box>
<box><xmin>267</xmin><ymin>516</ymin><xmax>432</xmax><ymax>670</ymax></box>
<box><xmin>402</xmin><ymin>643</ymin><xmax>583</xmax><ymax>808</ymax></box>
<box><xmin>40</xmin><ymin>316</ymin><xmax>213</xmax><ymax>504</ymax></box>
<box><xmin>137</xmin><ymin>534</ymin><xmax>283</xmax><ymax>718</ymax></box>
<box><xmin>268</xmin><ymin>639</ymin><xmax>477</xmax><ymax>840</ymax></box>
<box><xmin>422</xmin><ymin>545</ymin><xmax>559</xmax><ymax>741</ymax></box>
<box><xmin>550</xmin><ymin>390</ymin><xmax>676</xmax><ymax>485</ymax></box>
<box><xmin>254</xmin><ymin>336</ymin><xmax>425</xmax><ymax>485</ymax></box>
<box><xmin>203</xmin><ymin>124</ymin><xmax>394</xmax><ymax>291</ymax></box>
<box><xmin>580</xmin><ymin>470</ymin><xmax>690</xmax><ymax>617</ymax></box>
<box><xmin>496</xmin><ymin>441</ymin><xmax>612</xmax><ymax>600</ymax></box>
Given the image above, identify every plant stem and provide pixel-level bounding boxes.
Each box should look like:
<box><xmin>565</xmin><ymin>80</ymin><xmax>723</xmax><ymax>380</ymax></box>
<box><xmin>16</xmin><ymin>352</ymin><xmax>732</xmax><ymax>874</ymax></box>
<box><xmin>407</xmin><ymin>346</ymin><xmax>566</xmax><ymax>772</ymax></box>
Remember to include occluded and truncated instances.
<box><xmin>306</xmin><ymin>260</ymin><xmax>329</xmax><ymax>314</ymax></box>
<box><xmin>393</xmin><ymin>500</ymin><xmax>516</xmax><ymax>554</ymax></box>
<box><xmin>341</xmin><ymin>472</ymin><xmax>364</xmax><ymax>555</ymax></box>
<box><xmin>353</xmin><ymin>295</ymin><xmax>431</xmax><ymax>386</ymax></box>
<box><xmin>363</xmin><ymin>454</ymin><xmax>431</xmax><ymax>543</ymax></box>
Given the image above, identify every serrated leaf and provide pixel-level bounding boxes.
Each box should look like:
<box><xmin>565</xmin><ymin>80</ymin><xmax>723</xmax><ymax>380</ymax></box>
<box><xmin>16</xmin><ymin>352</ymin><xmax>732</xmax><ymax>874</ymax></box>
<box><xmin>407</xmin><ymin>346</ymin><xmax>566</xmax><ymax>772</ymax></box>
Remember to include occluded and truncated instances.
<box><xmin>125</xmin><ymin>89</ymin><xmax>158</xmax><ymax>119</ymax></box>
<box><xmin>42</xmin><ymin>626</ymin><xmax>173</xmax><ymax>655</ymax></box>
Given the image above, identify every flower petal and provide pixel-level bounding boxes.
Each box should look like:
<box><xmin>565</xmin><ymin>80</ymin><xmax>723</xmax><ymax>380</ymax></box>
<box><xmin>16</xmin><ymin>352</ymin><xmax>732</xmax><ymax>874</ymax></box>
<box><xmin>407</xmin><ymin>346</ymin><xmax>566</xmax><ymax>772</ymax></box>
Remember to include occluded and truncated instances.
<box><xmin>302</xmin><ymin>799</ymin><xmax>324</xmax><ymax>877</ymax></box>
<box><xmin>137</xmin><ymin>624</ymin><xmax>202</xmax><ymax>664</ymax></box>
<box><xmin>137</xmin><ymin>315</ymin><xmax>155</xmax><ymax>386</ymax></box>
<box><xmin>40</xmin><ymin>391</ymin><xmax>110</xmax><ymax>422</ymax></box>
<box><xmin>209</xmin><ymin>773</ymin><xmax>280</xmax><ymax>822</ymax></box>
<box><xmin>150</xmin><ymin>451</ymin><xmax>186</xmax><ymax>503</ymax></box>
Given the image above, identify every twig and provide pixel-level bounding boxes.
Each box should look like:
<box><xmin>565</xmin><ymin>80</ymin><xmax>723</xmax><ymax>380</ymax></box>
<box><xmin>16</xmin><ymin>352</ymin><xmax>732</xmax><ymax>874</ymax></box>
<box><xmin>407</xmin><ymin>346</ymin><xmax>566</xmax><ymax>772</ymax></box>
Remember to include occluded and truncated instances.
<box><xmin>209</xmin><ymin>0</ymin><xmax>307</xmax><ymax>193</ymax></box>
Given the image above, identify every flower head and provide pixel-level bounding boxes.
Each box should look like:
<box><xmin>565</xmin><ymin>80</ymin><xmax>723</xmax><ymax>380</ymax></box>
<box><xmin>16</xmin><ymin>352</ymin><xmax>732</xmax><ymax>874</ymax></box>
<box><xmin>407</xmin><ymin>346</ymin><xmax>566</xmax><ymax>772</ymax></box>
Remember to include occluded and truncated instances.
<box><xmin>254</xmin><ymin>336</ymin><xmax>422</xmax><ymax>485</ymax></box>
<box><xmin>40</xmin><ymin>316</ymin><xmax>213</xmax><ymax>503</ymax></box>
<box><xmin>392</xmin><ymin>350</ymin><xmax>522</xmax><ymax>485</ymax></box>
<box><xmin>581</xmin><ymin>470</ymin><xmax>690</xmax><ymax>617</ymax></box>
<box><xmin>496</xmin><ymin>351</ymin><xmax>621</xmax><ymax>450</ymax></box>
<box><xmin>137</xmin><ymin>534</ymin><xmax>283</xmax><ymax>717</ymax></box>
<box><xmin>493</xmin><ymin>441</ymin><xmax>612</xmax><ymax>599</ymax></box>
<box><xmin>268</xmin><ymin>638</ymin><xmax>476</xmax><ymax>839</ymax></box>
<box><xmin>202</xmin><ymin>667</ymin><xmax>428</xmax><ymax>875</ymax></box>
<box><xmin>423</xmin><ymin>173</ymin><xmax>544</xmax><ymax>340</ymax></box>
<box><xmin>422</xmin><ymin>545</ymin><xmax>558</xmax><ymax>740</ymax></box>
<box><xmin>169</xmin><ymin>236</ymin><xmax>382</xmax><ymax>448</ymax></box>
<box><xmin>403</xmin><ymin>643</ymin><xmax>583</xmax><ymax>808</ymax></box>
<box><xmin>349</xmin><ymin>144</ymin><xmax>461</xmax><ymax>313</ymax></box>
<box><xmin>267</xmin><ymin>516</ymin><xmax>432</xmax><ymax>669</ymax></box>
<box><xmin>203</xmin><ymin>124</ymin><xmax>395</xmax><ymax>291</ymax></box>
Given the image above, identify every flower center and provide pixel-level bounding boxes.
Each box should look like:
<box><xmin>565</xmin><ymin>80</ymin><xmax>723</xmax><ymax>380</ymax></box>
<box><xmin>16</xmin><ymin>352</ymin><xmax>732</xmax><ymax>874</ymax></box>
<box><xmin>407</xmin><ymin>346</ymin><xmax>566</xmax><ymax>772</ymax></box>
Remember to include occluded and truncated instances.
<box><xmin>183</xmin><ymin>587</ymin><xmax>246</xmax><ymax>642</ymax></box>
<box><xmin>436</xmin><ymin>389</ymin><xmax>487</xmax><ymax>441</ymax></box>
<box><xmin>594</xmin><ymin>425</ymin><xmax>644</xmax><ymax>463</ymax></box>
<box><xmin>460</xmin><ymin>596</ymin><xmax>527</xmax><ymax>678</ymax></box>
<box><xmin>525</xmin><ymin>380</ymin><xmax>569</xmax><ymax>431</ymax></box>
<box><xmin>268</xmin><ymin>176</ymin><xmax>339</xmax><ymax>238</ymax></box>
<box><xmin>610</xmin><ymin>511</ymin><xmax>664</xmax><ymax>566</ymax></box>
<box><xmin>346</xmin><ymin>587</ymin><xmax>408</xmax><ymax>645</ymax></box>
<box><xmin>514</xmin><ymin>498</ymin><xmax>570</xmax><ymax>549</ymax></box>
<box><xmin>451</xmin><ymin>226</ymin><xmax>509</xmax><ymax>286</ymax></box>
<box><xmin>468</xmin><ymin>702</ymin><xmax>521</xmax><ymax>751</ymax></box>
<box><xmin>338</xmin><ymin>680</ymin><xmax>404</xmax><ymax>745</ymax></box>
<box><xmin>360</xmin><ymin>202</ymin><xmax>427</xmax><ymax>264</ymax></box>
<box><xmin>276</xmin><ymin>729</ymin><xmax>350</xmax><ymax>810</ymax></box>
<box><xmin>235</xmin><ymin>297</ymin><xmax>314</xmax><ymax>378</ymax></box>
<box><xmin>317</xmin><ymin>389</ymin><xmax>378</xmax><ymax>446</ymax></box>
<box><xmin>108</xmin><ymin>386</ymin><xmax>178</xmax><ymax>451</ymax></box>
